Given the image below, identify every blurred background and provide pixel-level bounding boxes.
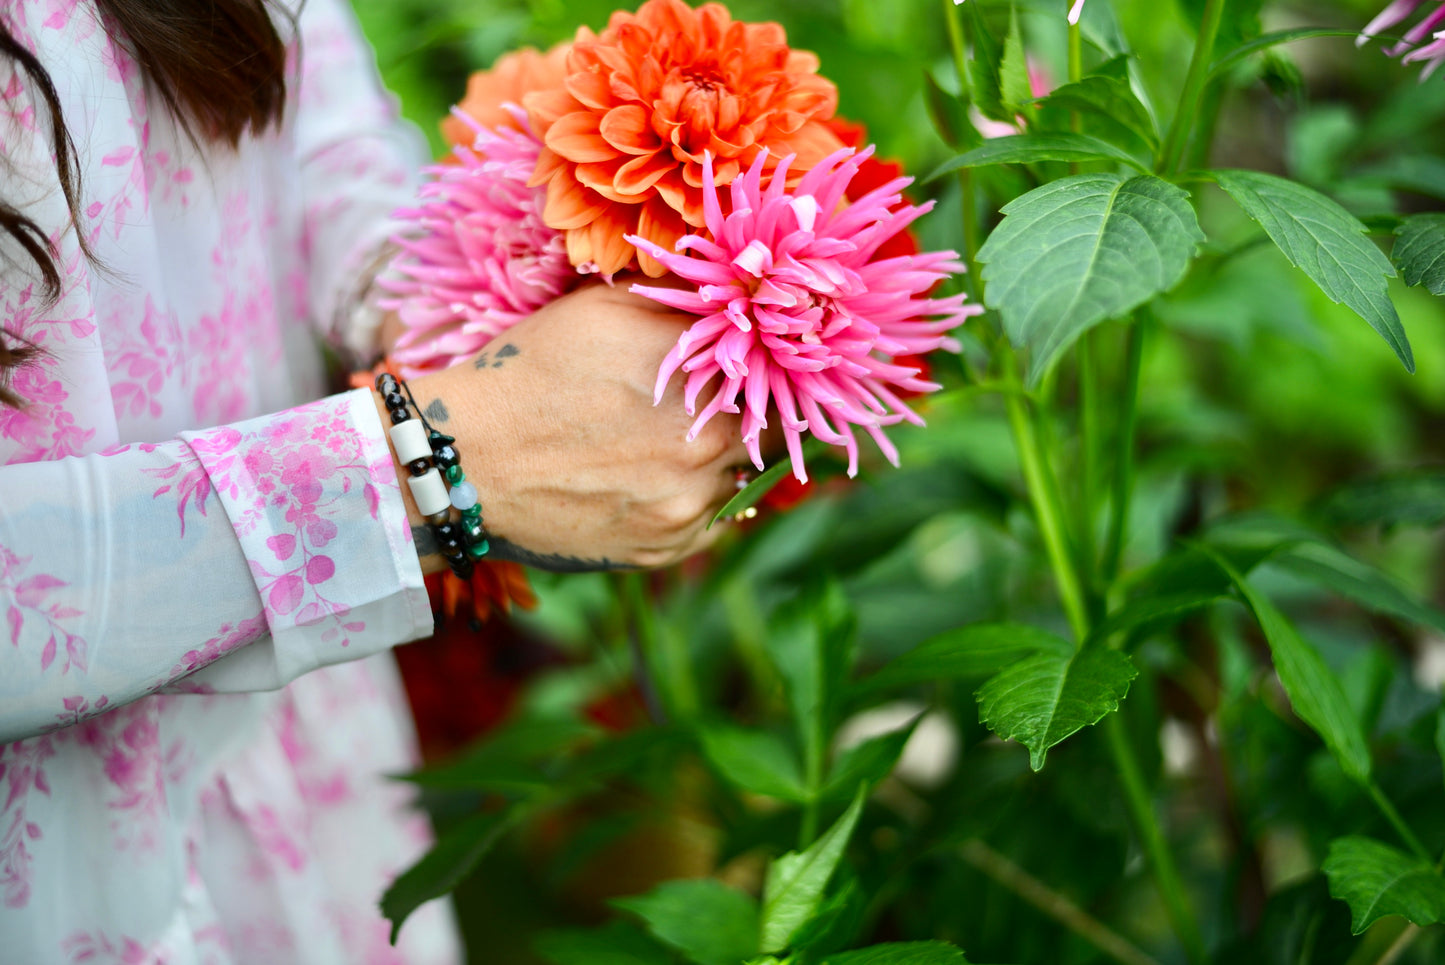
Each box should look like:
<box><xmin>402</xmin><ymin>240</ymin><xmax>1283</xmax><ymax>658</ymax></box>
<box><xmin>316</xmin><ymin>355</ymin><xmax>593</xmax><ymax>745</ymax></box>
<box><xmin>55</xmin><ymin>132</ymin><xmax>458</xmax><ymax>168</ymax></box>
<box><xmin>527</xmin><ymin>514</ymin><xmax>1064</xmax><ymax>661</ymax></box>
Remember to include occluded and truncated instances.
<box><xmin>352</xmin><ymin>1</ymin><xmax>1445</xmax><ymax>961</ymax></box>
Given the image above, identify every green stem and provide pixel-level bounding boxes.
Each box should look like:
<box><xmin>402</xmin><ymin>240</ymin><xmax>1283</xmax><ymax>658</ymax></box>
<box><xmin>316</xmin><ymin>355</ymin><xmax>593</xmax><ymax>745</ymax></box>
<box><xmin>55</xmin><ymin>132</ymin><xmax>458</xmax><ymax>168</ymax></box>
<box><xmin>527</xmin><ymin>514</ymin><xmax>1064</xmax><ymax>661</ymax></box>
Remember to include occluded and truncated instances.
<box><xmin>1157</xmin><ymin>0</ymin><xmax>1228</xmax><ymax>174</ymax></box>
<box><xmin>943</xmin><ymin>0</ymin><xmax>983</xmax><ymax>299</ymax></box>
<box><xmin>1078</xmin><ymin>331</ymin><xmax>1102</xmax><ymax>590</ymax></box>
<box><xmin>1067</xmin><ymin>19</ymin><xmax>1083</xmax><ymax>89</ymax></box>
<box><xmin>1105</xmin><ymin>714</ymin><xmax>1209</xmax><ymax>965</ymax></box>
<box><xmin>623</xmin><ymin>573</ymin><xmax>699</xmax><ymax>722</ymax></box>
<box><xmin>1101</xmin><ymin>318</ymin><xmax>1144</xmax><ymax>583</ymax></box>
<box><xmin>1365</xmin><ymin>780</ymin><xmax>1432</xmax><ymax>863</ymax></box>
<box><xmin>1002</xmin><ymin>349</ymin><xmax>1089</xmax><ymax>643</ymax></box>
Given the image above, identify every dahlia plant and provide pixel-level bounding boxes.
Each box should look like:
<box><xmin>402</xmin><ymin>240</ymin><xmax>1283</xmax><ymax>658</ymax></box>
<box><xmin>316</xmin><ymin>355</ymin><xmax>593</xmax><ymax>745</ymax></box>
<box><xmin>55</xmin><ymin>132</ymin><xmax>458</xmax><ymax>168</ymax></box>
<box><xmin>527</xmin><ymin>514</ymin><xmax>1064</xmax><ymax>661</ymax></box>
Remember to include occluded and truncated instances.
<box><xmin>362</xmin><ymin>0</ymin><xmax>1445</xmax><ymax>962</ymax></box>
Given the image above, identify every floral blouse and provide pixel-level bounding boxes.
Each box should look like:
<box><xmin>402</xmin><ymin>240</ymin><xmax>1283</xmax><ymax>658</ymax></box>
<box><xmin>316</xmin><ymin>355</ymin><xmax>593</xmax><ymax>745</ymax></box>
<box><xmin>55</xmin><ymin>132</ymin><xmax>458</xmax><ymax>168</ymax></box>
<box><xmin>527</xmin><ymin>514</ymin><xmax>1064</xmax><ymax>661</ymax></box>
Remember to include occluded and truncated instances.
<box><xmin>0</xmin><ymin>2</ymin><xmax>462</xmax><ymax>962</ymax></box>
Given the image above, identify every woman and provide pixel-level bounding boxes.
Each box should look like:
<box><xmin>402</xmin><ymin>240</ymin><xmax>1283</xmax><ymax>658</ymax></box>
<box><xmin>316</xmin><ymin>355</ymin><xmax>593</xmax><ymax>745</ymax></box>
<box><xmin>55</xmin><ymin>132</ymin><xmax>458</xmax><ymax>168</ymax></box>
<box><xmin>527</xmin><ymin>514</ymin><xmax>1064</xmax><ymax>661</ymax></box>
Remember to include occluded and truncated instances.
<box><xmin>0</xmin><ymin>1</ymin><xmax>748</xmax><ymax>961</ymax></box>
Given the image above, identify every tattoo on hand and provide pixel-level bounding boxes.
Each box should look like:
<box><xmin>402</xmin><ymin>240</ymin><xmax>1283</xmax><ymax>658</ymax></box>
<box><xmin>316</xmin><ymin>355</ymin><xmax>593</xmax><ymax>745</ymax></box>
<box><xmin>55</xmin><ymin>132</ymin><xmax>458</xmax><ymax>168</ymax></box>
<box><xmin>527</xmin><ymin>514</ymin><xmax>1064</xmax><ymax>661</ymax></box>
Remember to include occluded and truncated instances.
<box><xmin>474</xmin><ymin>342</ymin><xmax>519</xmax><ymax>370</ymax></box>
<box><xmin>423</xmin><ymin>398</ymin><xmax>449</xmax><ymax>423</ymax></box>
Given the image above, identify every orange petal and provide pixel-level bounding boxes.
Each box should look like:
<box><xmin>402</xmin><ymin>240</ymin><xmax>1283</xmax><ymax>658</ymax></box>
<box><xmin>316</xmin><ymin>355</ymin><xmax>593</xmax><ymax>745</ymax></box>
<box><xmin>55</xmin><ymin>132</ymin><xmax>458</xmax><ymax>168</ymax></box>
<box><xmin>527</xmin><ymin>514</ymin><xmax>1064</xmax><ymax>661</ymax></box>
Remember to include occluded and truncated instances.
<box><xmin>575</xmin><ymin>161</ymin><xmax>632</xmax><ymax>203</ymax></box>
<box><xmin>565</xmin><ymin>225</ymin><xmax>594</xmax><ymax>267</ymax></box>
<box><xmin>527</xmin><ymin>145</ymin><xmax>566</xmax><ymax>188</ymax></box>
<box><xmin>599</xmin><ymin>104</ymin><xmax>660</xmax><ymax>154</ymax></box>
<box><xmin>638</xmin><ymin>197</ymin><xmax>687</xmax><ymax>259</ymax></box>
<box><xmin>566</xmin><ymin>68</ymin><xmax>614</xmax><ymax>111</ymax></box>
<box><xmin>544</xmin><ymin>176</ymin><xmax>609</xmax><ymax>230</ymax></box>
<box><xmin>524</xmin><ymin>87</ymin><xmax>579</xmax><ymax>129</ymax></box>
<box><xmin>544</xmin><ymin>111</ymin><xmax>618</xmax><ymax>163</ymax></box>
<box><xmin>590</xmin><ymin>212</ymin><xmax>638</xmax><ymax>275</ymax></box>
<box><xmin>614</xmin><ymin>151</ymin><xmax>676</xmax><ymax>196</ymax></box>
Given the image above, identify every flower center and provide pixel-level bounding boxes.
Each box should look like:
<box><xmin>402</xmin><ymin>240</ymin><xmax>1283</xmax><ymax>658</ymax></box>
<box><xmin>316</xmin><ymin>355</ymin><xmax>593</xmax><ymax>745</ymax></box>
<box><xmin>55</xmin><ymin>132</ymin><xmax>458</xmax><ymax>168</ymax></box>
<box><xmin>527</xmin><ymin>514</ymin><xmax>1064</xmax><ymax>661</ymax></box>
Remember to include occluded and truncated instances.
<box><xmin>681</xmin><ymin>66</ymin><xmax>726</xmax><ymax>92</ymax></box>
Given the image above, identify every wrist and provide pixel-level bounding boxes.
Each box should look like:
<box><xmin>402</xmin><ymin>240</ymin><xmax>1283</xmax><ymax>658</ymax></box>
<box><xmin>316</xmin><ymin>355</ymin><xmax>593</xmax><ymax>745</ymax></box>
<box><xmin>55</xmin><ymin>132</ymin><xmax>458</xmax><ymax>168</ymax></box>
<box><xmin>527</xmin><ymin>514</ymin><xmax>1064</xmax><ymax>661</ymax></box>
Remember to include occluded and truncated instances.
<box><xmin>370</xmin><ymin>386</ymin><xmax>448</xmax><ymax>576</ymax></box>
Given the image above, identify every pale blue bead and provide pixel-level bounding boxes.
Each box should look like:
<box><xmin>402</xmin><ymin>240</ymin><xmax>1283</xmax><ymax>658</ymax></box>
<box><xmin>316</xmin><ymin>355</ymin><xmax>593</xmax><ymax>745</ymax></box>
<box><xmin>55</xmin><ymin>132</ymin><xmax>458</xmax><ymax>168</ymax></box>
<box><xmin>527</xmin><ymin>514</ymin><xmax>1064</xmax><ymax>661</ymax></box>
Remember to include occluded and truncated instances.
<box><xmin>449</xmin><ymin>480</ymin><xmax>479</xmax><ymax>511</ymax></box>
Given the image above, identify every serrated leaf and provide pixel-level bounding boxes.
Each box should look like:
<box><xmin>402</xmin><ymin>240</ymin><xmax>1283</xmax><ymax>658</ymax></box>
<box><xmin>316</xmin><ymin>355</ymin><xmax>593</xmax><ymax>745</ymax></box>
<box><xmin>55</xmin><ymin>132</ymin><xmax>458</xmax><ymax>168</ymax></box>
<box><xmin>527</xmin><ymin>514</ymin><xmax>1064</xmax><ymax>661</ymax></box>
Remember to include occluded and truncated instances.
<box><xmin>1037</xmin><ymin>69</ymin><xmax>1158</xmax><ymax>151</ymax></box>
<box><xmin>975</xmin><ymin>647</ymin><xmax>1138</xmax><ymax>771</ymax></box>
<box><xmin>1200</xmin><ymin>547</ymin><xmax>1373</xmax><ymax>782</ymax></box>
<box><xmin>1393</xmin><ymin>214</ymin><xmax>1445</xmax><ymax>294</ymax></box>
<box><xmin>760</xmin><ymin>788</ymin><xmax>866</xmax><ymax>953</ymax></box>
<box><xmin>1323</xmin><ymin>836</ymin><xmax>1445</xmax><ymax>934</ymax></box>
<box><xmin>381</xmin><ymin>809</ymin><xmax>517</xmax><ymax>942</ymax></box>
<box><xmin>822</xmin><ymin>720</ymin><xmax>918</xmax><ymax>799</ymax></box>
<box><xmin>698</xmin><ymin>725</ymin><xmax>808</xmax><ymax>802</ymax></box>
<box><xmin>1271</xmin><ymin>541</ymin><xmax>1445</xmax><ymax>634</ymax></box>
<box><xmin>1088</xmin><ymin>590</ymin><xmax>1222</xmax><ymax>647</ymax></box>
<box><xmin>860</xmin><ymin>622</ymin><xmax>1072</xmax><ymax>692</ymax></box>
<box><xmin>926</xmin><ymin>134</ymin><xmax>1147</xmax><ymax>182</ymax></box>
<box><xmin>1000</xmin><ymin>6</ymin><xmax>1030</xmax><ymax>118</ymax></box>
<box><xmin>822</xmin><ymin>941</ymin><xmax>969</xmax><ymax>964</ymax></box>
<box><xmin>977</xmin><ymin>173</ymin><xmax>1203</xmax><ymax>383</ymax></box>
<box><xmin>535</xmin><ymin>921</ymin><xmax>676</xmax><ymax>965</ymax></box>
<box><xmin>1319</xmin><ymin>470</ymin><xmax>1445</xmax><ymax>529</ymax></box>
<box><xmin>1213</xmin><ymin>169</ymin><xmax>1413</xmax><ymax>372</ymax></box>
<box><xmin>614</xmin><ymin>879</ymin><xmax>760</xmax><ymax>965</ymax></box>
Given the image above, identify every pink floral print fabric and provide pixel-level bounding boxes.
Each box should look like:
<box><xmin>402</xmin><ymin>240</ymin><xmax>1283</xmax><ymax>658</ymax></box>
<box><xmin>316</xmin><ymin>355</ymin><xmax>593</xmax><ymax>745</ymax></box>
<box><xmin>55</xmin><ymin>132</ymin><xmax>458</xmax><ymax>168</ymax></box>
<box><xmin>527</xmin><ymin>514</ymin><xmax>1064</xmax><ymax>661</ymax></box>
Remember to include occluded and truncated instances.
<box><xmin>0</xmin><ymin>1</ymin><xmax>459</xmax><ymax>962</ymax></box>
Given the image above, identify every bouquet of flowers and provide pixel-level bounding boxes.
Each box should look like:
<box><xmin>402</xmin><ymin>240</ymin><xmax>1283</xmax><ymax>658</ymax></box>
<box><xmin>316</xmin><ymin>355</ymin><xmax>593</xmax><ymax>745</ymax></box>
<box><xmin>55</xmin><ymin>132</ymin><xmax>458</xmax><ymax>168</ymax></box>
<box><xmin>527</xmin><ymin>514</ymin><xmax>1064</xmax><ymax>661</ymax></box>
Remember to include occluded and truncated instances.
<box><xmin>379</xmin><ymin>0</ymin><xmax>977</xmax><ymax>485</ymax></box>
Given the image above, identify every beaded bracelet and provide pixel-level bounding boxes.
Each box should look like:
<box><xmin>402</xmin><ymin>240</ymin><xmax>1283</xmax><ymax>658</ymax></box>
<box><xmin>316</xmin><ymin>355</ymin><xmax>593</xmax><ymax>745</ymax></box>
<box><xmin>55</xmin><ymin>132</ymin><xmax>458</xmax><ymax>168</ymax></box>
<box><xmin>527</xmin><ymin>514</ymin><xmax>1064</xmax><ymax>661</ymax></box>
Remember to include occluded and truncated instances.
<box><xmin>375</xmin><ymin>372</ymin><xmax>490</xmax><ymax>579</ymax></box>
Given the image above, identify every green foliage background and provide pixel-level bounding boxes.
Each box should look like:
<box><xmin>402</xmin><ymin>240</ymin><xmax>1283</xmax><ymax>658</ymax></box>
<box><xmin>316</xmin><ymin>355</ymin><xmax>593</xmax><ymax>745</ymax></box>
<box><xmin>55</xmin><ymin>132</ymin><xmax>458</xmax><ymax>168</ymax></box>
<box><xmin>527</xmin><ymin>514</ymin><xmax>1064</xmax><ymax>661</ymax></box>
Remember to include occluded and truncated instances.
<box><xmin>353</xmin><ymin>0</ymin><xmax>1445</xmax><ymax>962</ymax></box>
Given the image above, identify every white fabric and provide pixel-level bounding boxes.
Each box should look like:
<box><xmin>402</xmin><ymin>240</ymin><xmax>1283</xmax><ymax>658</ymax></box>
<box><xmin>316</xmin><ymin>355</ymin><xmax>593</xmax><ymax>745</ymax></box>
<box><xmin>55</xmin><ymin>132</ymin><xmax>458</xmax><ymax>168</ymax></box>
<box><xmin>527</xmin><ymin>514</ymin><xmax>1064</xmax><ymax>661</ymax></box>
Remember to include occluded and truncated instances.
<box><xmin>0</xmin><ymin>1</ymin><xmax>463</xmax><ymax>961</ymax></box>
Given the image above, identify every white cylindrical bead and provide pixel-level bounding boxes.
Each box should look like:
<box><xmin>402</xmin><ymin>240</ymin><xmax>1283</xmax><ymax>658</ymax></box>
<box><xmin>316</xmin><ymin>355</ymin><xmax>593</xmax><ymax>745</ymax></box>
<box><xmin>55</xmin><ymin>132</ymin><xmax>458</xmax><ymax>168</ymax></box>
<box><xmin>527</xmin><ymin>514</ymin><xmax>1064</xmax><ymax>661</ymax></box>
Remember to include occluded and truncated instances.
<box><xmin>389</xmin><ymin>419</ymin><xmax>433</xmax><ymax>466</ymax></box>
<box><xmin>407</xmin><ymin>468</ymin><xmax>451</xmax><ymax>517</ymax></box>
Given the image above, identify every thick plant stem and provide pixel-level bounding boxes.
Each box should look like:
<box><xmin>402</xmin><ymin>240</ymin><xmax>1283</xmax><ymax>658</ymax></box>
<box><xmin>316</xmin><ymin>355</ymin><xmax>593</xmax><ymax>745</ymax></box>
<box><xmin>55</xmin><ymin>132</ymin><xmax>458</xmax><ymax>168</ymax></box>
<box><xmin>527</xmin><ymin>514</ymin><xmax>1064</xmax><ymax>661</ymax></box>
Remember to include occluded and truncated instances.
<box><xmin>1105</xmin><ymin>714</ymin><xmax>1208</xmax><ymax>965</ymax></box>
<box><xmin>1365</xmin><ymin>781</ymin><xmax>1432</xmax><ymax>862</ymax></box>
<box><xmin>1157</xmin><ymin>0</ymin><xmax>1227</xmax><ymax>174</ymax></box>
<box><xmin>1102</xmin><ymin>319</ymin><xmax>1144</xmax><ymax>582</ymax></box>
<box><xmin>1003</xmin><ymin>353</ymin><xmax>1089</xmax><ymax>643</ymax></box>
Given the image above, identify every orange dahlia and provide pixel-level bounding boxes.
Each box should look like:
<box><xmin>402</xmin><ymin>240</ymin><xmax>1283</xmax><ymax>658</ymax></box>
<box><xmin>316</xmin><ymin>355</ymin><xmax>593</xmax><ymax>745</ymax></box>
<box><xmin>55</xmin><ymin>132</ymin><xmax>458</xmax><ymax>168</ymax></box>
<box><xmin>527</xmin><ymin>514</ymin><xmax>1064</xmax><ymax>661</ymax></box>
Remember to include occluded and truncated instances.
<box><xmin>442</xmin><ymin>43</ymin><xmax>572</xmax><ymax>148</ymax></box>
<box><xmin>524</xmin><ymin>0</ymin><xmax>845</xmax><ymax>276</ymax></box>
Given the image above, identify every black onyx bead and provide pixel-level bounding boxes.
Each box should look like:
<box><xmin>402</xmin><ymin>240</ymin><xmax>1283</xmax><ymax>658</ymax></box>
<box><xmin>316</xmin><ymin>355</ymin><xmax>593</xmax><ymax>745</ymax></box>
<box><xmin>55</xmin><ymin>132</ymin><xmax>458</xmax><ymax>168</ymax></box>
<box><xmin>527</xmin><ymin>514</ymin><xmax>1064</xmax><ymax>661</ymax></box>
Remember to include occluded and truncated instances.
<box><xmin>433</xmin><ymin>445</ymin><xmax>459</xmax><ymax>469</ymax></box>
<box><xmin>383</xmin><ymin>390</ymin><xmax>406</xmax><ymax>410</ymax></box>
<box><xmin>375</xmin><ymin>374</ymin><xmax>398</xmax><ymax>393</ymax></box>
<box><xmin>387</xmin><ymin>406</ymin><xmax>410</xmax><ymax>425</ymax></box>
<box><xmin>407</xmin><ymin>458</ymin><xmax>431</xmax><ymax>477</ymax></box>
<box><xmin>434</xmin><ymin>523</ymin><xmax>464</xmax><ymax>555</ymax></box>
<box><xmin>450</xmin><ymin>559</ymin><xmax>475</xmax><ymax>580</ymax></box>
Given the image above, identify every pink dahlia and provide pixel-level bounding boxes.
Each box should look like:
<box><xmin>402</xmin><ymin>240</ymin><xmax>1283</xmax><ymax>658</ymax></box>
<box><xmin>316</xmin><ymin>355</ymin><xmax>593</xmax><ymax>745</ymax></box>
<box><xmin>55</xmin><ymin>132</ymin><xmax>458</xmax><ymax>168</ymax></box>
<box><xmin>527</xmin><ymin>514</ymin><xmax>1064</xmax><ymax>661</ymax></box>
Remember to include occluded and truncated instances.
<box><xmin>380</xmin><ymin>108</ymin><xmax>578</xmax><ymax>377</ymax></box>
<box><xmin>627</xmin><ymin>148</ymin><xmax>978</xmax><ymax>482</ymax></box>
<box><xmin>1360</xmin><ymin>0</ymin><xmax>1445</xmax><ymax>75</ymax></box>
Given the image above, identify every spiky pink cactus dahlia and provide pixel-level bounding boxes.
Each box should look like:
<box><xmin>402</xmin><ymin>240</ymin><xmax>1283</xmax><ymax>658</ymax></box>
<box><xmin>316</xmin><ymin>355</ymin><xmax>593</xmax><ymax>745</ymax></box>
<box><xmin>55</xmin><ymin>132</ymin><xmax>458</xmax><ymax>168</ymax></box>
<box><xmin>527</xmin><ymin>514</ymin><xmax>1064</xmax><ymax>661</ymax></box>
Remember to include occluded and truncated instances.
<box><xmin>1360</xmin><ymin>0</ymin><xmax>1445</xmax><ymax>75</ymax></box>
<box><xmin>627</xmin><ymin>148</ymin><xmax>978</xmax><ymax>482</ymax></box>
<box><xmin>380</xmin><ymin>109</ymin><xmax>578</xmax><ymax>377</ymax></box>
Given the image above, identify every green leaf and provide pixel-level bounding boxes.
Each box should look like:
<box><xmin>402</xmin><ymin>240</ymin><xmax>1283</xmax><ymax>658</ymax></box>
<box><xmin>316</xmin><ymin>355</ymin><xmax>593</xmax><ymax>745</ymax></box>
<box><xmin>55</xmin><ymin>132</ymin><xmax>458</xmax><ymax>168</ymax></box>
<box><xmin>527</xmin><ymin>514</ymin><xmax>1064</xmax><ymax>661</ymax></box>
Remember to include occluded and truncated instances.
<box><xmin>1436</xmin><ymin>706</ymin><xmax>1445</xmax><ymax>799</ymax></box>
<box><xmin>1393</xmin><ymin>213</ymin><xmax>1445</xmax><ymax>295</ymax></box>
<box><xmin>926</xmin><ymin>134</ymin><xmax>1148</xmax><ymax>182</ymax></box>
<box><xmin>924</xmin><ymin>71</ymin><xmax>982</xmax><ymax>152</ymax></box>
<box><xmin>1271</xmin><ymin>542</ymin><xmax>1445</xmax><ymax>634</ymax></box>
<box><xmin>381</xmin><ymin>808</ymin><xmax>517</xmax><ymax>942</ymax></box>
<box><xmin>977</xmin><ymin>173</ymin><xmax>1203</xmax><ymax>383</ymax></box>
<box><xmin>760</xmin><ymin>788</ymin><xmax>867</xmax><ymax>953</ymax></box>
<box><xmin>1323</xmin><ymin>836</ymin><xmax>1445</xmax><ymax>935</ymax></box>
<box><xmin>1319</xmin><ymin>470</ymin><xmax>1445</xmax><ymax>530</ymax></box>
<box><xmin>999</xmin><ymin>6</ymin><xmax>1030</xmax><ymax>118</ymax></box>
<box><xmin>1088</xmin><ymin>590</ymin><xmax>1222</xmax><ymax>647</ymax></box>
<box><xmin>1037</xmin><ymin>69</ymin><xmax>1158</xmax><ymax>151</ymax></box>
<box><xmin>860</xmin><ymin>622</ymin><xmax>1072</xmax><ymax>692</ymax></box>
<box><xmin>698</xmin><ymin>725</ymin><xmax>809</xmax><ymax>802</ymax></box>
<box><xmin>1199</xmin><ymin>547</ymin><xmax>1373</xmax><ymax>782</ymax></box>
<box><xmin>535</xmin><ymin>922</ymin><xmax>676</xmax><ymax>965</ymax></box>
<box><xmin>961</xmin><ymin>0</ymin><xmax>1005</xmax><ymax>122</ymax></box>
<box><xmin>1208</xmin><ymin>28</ymin><xmax>1365</xmax><ymax>80</ymax></box>
<box><xmin>770</xmin><ymin>579</ymin><xmax>857</xmax><ymax>794</ymax></box>
<box><xmin>614</xmin><ymin>879</ymin><xmax>761</xmax><ymax>965</ymax></box>
<box><xmin>712</xmin><ymin>439</ymin><xmax>828</xmax><ymax>527</ymax></box>
<box><xmin>975</xmin><ymin>647</ymin><xmax>1138</xmax><ymax>771</ymax></box>
<box><xmin>1354</xmin><ymin>154</ymin><xmax>1445</xmax><ymax>200</ymax></box>
<box><xmin>1212</xmin><ymin>169</ymin><xmax>1413</xmax><ymax>373</ymax></box>
<box><xmin>822</xmin><ymin>720</ymin><xmax>918</xmax><ymax>800</ymax></box>
<box><xmin>399</xmin><ymin>717</ymin><xmax>597</xmax><ymax>791</ymax></box>
<box><xmin>821</xmin><ymin>941</ymin><xmax>969</xmax><ymax>964</ymax></box>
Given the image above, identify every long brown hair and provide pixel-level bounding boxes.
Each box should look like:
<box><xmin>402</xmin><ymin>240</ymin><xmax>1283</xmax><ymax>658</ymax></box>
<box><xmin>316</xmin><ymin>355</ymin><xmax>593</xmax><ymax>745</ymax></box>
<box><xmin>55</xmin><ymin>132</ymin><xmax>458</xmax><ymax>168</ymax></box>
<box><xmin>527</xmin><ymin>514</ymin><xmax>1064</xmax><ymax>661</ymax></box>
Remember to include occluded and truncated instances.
<box><xmin>0</xmin><ymin>0</ymin><xmax>293</xmax><ymax>407</ymax></box>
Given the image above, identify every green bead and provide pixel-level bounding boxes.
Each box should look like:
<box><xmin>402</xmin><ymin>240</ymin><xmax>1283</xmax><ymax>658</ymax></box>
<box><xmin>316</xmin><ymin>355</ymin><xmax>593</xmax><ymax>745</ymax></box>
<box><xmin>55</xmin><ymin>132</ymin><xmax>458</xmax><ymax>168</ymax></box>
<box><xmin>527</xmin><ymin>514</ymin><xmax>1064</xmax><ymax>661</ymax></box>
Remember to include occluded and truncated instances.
<box><xmin>466</xmin><ymin>538</ymin><xmax>490</xmax><ymax>560</ymax></box>
<box><xmin>462</xmin><ymin>504</ymin><xmax>483</xmax><ymax>520</ymax></box>
<box><xmin>445</xmin><ymin>464</ymin><xmax>464</xmax><ymax>485</ymax></box>
<box><xmin>465</xmin><ymin>522</ymin><xmax>485</xmax><ymax>540</ymax></box>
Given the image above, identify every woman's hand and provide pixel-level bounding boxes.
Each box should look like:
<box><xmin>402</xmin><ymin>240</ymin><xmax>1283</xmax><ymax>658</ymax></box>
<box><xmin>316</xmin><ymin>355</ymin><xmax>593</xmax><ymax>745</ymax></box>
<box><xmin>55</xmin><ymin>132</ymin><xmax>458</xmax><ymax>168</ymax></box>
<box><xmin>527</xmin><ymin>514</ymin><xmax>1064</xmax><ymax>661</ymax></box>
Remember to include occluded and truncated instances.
<box><xmin>379</xmin><ymin>279</ymin><xmax>752</xmax><ymax>572</ymax></box>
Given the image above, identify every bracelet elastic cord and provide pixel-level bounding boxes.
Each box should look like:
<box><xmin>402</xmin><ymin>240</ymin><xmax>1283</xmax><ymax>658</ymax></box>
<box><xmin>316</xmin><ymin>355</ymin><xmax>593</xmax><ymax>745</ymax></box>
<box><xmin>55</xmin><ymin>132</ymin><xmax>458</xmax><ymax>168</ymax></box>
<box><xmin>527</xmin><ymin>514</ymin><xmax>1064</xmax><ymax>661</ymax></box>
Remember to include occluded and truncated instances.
<box><xmin>376</xmin><ymin>372</ymin><xmax>490</xmax><ymax>579</ymax></box>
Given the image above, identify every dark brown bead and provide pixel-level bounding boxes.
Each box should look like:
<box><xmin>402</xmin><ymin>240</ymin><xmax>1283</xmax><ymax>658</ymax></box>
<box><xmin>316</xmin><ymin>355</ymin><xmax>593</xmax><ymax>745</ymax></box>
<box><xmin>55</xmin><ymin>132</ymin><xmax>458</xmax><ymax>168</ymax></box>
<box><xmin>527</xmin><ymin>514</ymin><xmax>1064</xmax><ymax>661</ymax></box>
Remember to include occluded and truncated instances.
<box><xmin>383</xmin><ymin>390</ymin><xmax>406</xmax><ymax>410</ymax></box>
<box><xmin>387</xmin><ymin>406</ymin><xmax>410</xmax><ymax>424</ymax></box>
<box><xmin>407</xmin><ymin>458</ymin><xmax>431</xmax><ymax>476</ymax></box>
